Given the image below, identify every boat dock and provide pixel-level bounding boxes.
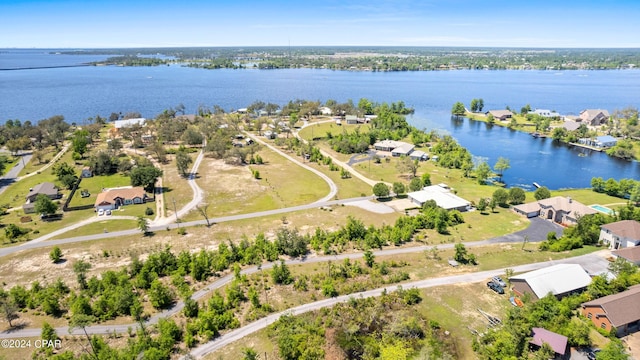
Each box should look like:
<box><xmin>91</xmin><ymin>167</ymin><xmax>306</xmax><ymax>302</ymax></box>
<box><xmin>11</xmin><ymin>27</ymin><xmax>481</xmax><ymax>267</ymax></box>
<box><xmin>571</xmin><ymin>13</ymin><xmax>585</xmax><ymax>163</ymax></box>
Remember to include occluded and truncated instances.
<box><xmin>568</xmin><ymin>142</ymin><xmax>604</xmax><ymax>152</ymax></box>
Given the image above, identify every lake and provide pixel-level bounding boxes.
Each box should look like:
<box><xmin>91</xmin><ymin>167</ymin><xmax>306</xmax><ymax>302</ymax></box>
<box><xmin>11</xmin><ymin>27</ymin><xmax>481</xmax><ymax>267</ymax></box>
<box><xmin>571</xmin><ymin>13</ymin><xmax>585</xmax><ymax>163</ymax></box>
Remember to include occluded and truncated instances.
<box><xmin>1</xmin><ymin>49</ymin><xmax>639</xmax><ymax>189</ymax></box>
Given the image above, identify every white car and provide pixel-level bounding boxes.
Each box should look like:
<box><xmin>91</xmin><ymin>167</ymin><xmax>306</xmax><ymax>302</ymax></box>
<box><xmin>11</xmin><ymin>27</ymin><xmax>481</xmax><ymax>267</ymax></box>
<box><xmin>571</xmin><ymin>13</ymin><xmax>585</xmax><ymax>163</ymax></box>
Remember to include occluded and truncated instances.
<box><xmin>97</xmin><ymin>209</ymin><xmax>105</xmax><ymax>216</ymax></box>
<box><xmin>105</xmin><ymin>209</ymin><xmax>112</xmax><ymax>216</ymax></box>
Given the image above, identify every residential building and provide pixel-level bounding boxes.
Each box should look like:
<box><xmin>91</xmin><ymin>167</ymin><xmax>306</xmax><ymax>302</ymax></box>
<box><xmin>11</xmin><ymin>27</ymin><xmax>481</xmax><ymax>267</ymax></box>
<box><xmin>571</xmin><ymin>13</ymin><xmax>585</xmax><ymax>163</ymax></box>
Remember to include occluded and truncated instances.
<box><xmin>512</xmin><ymin>196</ymin><xmax>597</xmax><ymax>225</ymax></box>
<box><xmin>600</xmin><ymin>220</ymin><xmax>640</xmax><ymax>249</ymax></box>
<box><xmin>561</xmin><ymin>121</ymin><xmax>581</xmax><ymax>131</ymax></box>
<box><xmin>81</xmin><ymin>166</ymin><xmax>92</xmax><ymax>178</ymax></box>
<box><xmin>612</xmin><ymin>246</ymin><xmax>640</xmax><ymax>266</ymax></box>
<box><xmin>114</xmin><ymin>118</ymin><xmax>146</xmax><ymax>129</ymax></box>
<box><xmin>509</xmin><ymin>264</ymin><xmax>592</xmax><ymax>300</ymax></box>
<box><xmin>373</xmin><ymin>140</ymin><xmax>403</xmax><ymax>152</ymax></box>
<box><xmin>579</xmin><ymin>109</ymin><xmax>610</xmax><ymax>126</ymax></box>
<box><xmin>529</xmin><ymin>327</ymin><xmax>569</xmax><ymax>360</ymax></box>
<box><xmin>94</xmin><ymin>187</ymin><xmax>150</xmax><ymax>211</ymax></box>
<box><xmin>407</xmin><ymin>184</ymin><xmax>471</xmax><ymax>212</ymax></box>
<box><xmin>486</xmin><ymin>110</ymin><xmax>513</xmax><ymax>121</ymax></box>
<box><xmin>578</xmin><ymin>135</ymin><xmax>618</xmax><ymax>148</ymax></box>
<box><xmin>409</xmin><ymin>150</ymin><xmax>429</xmax><ymax>161</ymax></box>
<box><xmin>532</xmin><ymin>109</ymin><xmax>561</xmax><ymax>118</ymax></box>
<box><xmin>391</xmin><ymin>143</ymin><xmax>415</xmax><ymax>157</ymax></box>
<box><xmin>581</xmin><ymin>285</ymin><xmax>640</xmax><ymax>336</ymax></box>
<box><xmin>345</xmin><ymin>115</ymin><xmax>359</xmax><ymax>124</ymax></box>
<box><xmin>23</xmin><ymin>182</ymin><xmax>61</xmax><ymax>213</ymax></box>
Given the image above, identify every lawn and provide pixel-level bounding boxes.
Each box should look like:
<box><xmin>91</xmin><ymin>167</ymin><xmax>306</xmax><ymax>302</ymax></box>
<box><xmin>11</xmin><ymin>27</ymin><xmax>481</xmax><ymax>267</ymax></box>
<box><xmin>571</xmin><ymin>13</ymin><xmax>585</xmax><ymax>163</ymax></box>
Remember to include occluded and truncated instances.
<box><xmin>161</xmin><ymin>153</ymin><xmax>197</xmax><ymax>217</ymax></box>
<box><xmin>182</xmin><ymin>147</ymin><xmax>330</xmax><ymax>221</ymax></box>
<box><xmin>68</xmin><ymin>173</ymin><xmax>133</xmax><ymax>207</ymax></box>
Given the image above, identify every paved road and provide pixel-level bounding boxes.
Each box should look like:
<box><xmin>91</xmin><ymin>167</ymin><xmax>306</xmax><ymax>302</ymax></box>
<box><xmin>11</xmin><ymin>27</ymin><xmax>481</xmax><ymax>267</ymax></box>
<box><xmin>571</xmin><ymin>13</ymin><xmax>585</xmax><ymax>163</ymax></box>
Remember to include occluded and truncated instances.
<box><xmin>0</xmin><ymin>152</ymin><xmax>32</xmax><ymax>195</ymax></box>
<box><xmin>0</xmin><ymin>196</ymin><xmax>374</xmax><ymax>258</ymax></box>
<box><xmin>0</xmin><ymin>214</ymin><xmax>576</xmax><ymax>339</ymax></box>
<box><xmin>185</xmin><ymin>250</ymin><xmax>609</xmax><ymax>359</ymax></box>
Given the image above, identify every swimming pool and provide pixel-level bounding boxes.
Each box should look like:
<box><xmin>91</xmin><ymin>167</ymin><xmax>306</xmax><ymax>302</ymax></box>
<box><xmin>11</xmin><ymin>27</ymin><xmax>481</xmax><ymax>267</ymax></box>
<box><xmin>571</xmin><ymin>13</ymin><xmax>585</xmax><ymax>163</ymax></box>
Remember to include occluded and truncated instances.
<box><xmin>590</xmin><ymin>204</ymin><xmax>614</xmax><ymax>215</ymax></box>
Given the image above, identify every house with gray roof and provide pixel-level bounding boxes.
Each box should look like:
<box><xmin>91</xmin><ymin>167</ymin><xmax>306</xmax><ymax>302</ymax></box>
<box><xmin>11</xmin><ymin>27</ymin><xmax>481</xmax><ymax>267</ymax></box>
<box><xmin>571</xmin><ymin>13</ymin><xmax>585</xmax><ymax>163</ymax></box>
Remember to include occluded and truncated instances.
<box><xmin>23</xmin><ymin>182</ymin><xmax>60</xmax><ymax>213</ymax></box>
<box><xmin>600</xmin><ymin>220</ymin><xmax>640</xmax><ymax>249</ymax></box>
<box><xmin>579</xmin><ymin>109</ymin><xmax>610</xmax><ymax>126</ymax></box>
<box><xmin>486</xmin><ymin>109</ymin><xmax>513</xmax><ymax>122</ymax></box>
<box><xmin>407</xmin><ymin>184</ymin><xmax>470</xmax><ymax>212</ymax></box>
<box><xmin>582</xmin><ymin>284</ymin><xmax>640</xmax><ymax>337</ymax></box>
<box><xmin>510</xmin><ymin>263</ymin><xmax>592</xmax><ymax>300</ymax></box>
<box><xmin>578</xmin><ymin>135</ymin><xmax>618</xmax><ymax>148</ymax></box>
<box><xmin>612</xmin><ymin>246</ymin><xmax>640</xmax><ymax>266</ymax></box>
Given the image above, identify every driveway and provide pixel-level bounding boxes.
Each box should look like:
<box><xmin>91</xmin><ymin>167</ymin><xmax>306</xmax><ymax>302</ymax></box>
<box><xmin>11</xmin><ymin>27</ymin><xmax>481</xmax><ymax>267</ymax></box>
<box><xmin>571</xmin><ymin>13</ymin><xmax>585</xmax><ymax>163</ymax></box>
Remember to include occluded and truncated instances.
<box><xmin>487</xmin><ymin>217</ymin><xmax>564</xmax><ymax>244</ymax></box>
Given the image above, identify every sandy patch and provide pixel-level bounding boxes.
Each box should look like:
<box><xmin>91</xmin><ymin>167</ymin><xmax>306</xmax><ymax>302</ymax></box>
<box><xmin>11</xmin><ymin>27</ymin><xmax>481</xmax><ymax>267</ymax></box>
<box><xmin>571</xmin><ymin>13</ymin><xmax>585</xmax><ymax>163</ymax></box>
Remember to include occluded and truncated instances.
<box><xmin>344</xmin><ymin>200</ymin><xmax>395</xmax><ymax>214</ymax></box>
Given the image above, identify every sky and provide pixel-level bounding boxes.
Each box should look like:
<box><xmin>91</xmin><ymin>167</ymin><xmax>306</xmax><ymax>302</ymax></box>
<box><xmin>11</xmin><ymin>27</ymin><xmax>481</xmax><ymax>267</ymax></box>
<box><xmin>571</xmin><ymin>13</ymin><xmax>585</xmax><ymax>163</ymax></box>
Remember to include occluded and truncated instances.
<box><xmin>1</xmin><ymin>0</ymin><xmax>640</xmax><ymax>48</ymax></box>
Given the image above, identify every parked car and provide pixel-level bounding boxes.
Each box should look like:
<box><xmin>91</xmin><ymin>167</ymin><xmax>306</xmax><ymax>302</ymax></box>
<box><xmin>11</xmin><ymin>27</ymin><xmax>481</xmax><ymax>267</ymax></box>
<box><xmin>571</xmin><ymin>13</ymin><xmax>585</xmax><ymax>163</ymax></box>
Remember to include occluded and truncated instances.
<box><xmin>492</xmin><ymin>276</ymin><xmax>507</xmax><ymax>288</ymax></box>
<box><xmin>105</xmin><ymin>209</ymin><xmax>112</xmax><ymax>216</ymax></box>
<box><xmin>487</xmin><ymin>281</ymin><xmax>504</xmax><ymax>294</ymax></box>
<box><xmin>586</xmin><ymin>348</ymin><xmax>601</xmax><ymax>360</ymax></box>
<box><xmin>97</xmin><ymin>209</ymin><xmax>105</xmax><ymax>216</ymax></box>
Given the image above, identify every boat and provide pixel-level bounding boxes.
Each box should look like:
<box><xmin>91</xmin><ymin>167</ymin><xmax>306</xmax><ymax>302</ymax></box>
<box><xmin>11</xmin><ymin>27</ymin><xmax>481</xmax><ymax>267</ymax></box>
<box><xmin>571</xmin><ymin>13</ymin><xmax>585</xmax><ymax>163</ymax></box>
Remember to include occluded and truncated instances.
<box><xmin>533</xmin><ymin>182</ymin><xmax>541</xmax><ymax>188</ymax></box>
<box><xmin>510</xmin><ymin>296</ymin><xmax>524</xmax><ymax>307</ymax></box>
<box><xmin>532</xmin><ymin>132</ymin><xmax>540</xmax><ymax>138</ymax></box>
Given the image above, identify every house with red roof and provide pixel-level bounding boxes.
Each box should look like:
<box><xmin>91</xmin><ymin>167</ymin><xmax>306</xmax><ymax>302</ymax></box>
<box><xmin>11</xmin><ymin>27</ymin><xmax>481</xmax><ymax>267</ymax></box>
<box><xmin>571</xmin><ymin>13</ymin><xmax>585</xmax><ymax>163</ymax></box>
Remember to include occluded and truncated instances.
<box><xmin>94</xmin><ymin>187</ymin><xmax>150</xmax><ymax>211</ymax></box>
<box><xmin>529</xmin><ymin>327</ymin><xmax>569</xmax><ymax>359</ymax></box>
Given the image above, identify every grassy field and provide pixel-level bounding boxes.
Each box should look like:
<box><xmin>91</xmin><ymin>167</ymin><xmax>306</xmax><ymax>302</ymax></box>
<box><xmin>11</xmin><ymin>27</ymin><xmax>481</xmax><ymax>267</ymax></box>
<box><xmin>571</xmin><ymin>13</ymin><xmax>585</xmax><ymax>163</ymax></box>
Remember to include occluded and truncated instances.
<box><xmin>68</xmin><ymin>173</ymin><xmax>133</xmax><ymax>207</ymax></box>
<box><xmin>161</xmin><ymin>153</ymin><xmax>197</xmax><ymax>217</ymax></box>
<box><xmin>181</xmin><ymin>147</ymin><xmax>330</xmax><ymax>222</ymax></box>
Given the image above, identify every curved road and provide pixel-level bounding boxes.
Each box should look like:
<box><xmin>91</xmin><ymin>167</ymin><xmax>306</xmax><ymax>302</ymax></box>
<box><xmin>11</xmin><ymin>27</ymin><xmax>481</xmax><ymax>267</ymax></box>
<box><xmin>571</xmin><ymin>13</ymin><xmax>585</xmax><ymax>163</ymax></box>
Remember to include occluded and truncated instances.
<box><xmin>186</xmin><ymin>250</ymin><xmax>608</xmax><ymax>359</ymax></box>
<box><xmin>244</xmin><ymin>131</ymin><xmax>338</xmax><ymax>203</ymax></box>
<box><xmin>0</xmin><ymin>216</ymin><xmax>571</xmax><ymax>340</ymax></box>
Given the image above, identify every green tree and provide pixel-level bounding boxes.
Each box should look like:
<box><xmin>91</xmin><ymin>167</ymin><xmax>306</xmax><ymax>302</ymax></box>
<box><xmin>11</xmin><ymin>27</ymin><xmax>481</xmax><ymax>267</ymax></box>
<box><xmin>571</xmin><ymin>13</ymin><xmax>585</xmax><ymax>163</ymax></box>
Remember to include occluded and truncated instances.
<box><xmin>69</xmin><ymin>313</ymin><xmax>98</xmax><ymax>359</ymax></box>
<box><xmin>475</xmin><ymin>161</ymin><xmax>492</xmax><ymax>184</ymax></box>
<box><xmin>41</xmin><ymin>321</ymin><xmax>58</xmax><ymax>342</ymax></box>
<box><xmin>271</xmin><ymin>260</ymin><xmax>293</xmax><ymax>285</ymax></box>
<box><xmin>534</xmin><ymin>186</ymin><xmax>551</xmax><ymax>200</ymax></box>
<box><xmin>470</xmin><ymin>98</ymin><xmax>479</xmax><ymax>112</ymax></box>
<box><xmin>242</xmin><ymin>347</ymin><xmax>260</xmax><ymax>360</ymax></box>
<box><xmin>373</xmin><ymin>182</ymin><xmax>390</xmax><ymax>198</ymax></box>
<box><xmin>364</xmin><ymin>249</ymin><xmax>375</xmax><ymax>267</ymax></box>
<box><xmin>493</xmin><ymin>188</ymin><xmax>509</xmax><ymax>206</ymax></box>
<box><xmin>486</xmin><ymin>112</ymin><xmax>495</xmax><ymax>125</ymax></box>
<box><xmin>59</xmin><ymin>173</ymin><xmax>78</xmax><ymax>190</ymax></box>
<box><xmin>130</xmin><ymin>165</ymin><xmax>163</xmax><ymax>192</ymax></box>
<box><xmin>597</xmin><ymin>340</ymin><xmax>630</xmax><ymax>360</ymax></box>
<box><xmin>421</xmin><ymin>173</ymin><xmax>431</xmax><ymax>186</ymax></box>
<box><xmin>0</xmin><ymin>295</ymin><xmax>18</xmax><ymax>327</ymax></box>
<box><xmin>73</xmin><ymin>259</ymin><xmax>91</xmax><ymax>290</ymax></box>
<box><xmin>148</xmin><ymin>279</ymin><xmax>175</xmax><ymax>309</ymax></box>
<box><xmin>137</xmin><ymin>216</ymin><xmax>149</xmax><ymax>235</ymax></box>
<box><xmin>392</xmin><ymin>182</ymin><xmax>406</xmax><ymax>197</ymax></box>
<box><xmin>409</xmin><ymin>177</ymin><xmax>422</xmax><ymax>191</ymax></box>
<box><xmin>493</xmin><ymin>157</ymin><xmax>510</xmax><ymax>183</ymax></box>
<box><xmin>34</xmin><ymin>194</ymin><xmax>58</xmax><ymax>215</ymax></box>
<box><xmin>508</xmin><ymin>187</ymin><xmax>526</xmax><ymax>205</ymax></box>
<box><xmin>175</xmin><ymin>148</ymin><xmax>193</xmax><ymax>177</ymax></box>
<box><xmin>451</xmin><ymin>101</ymin><xmax>466</xmax><ymax>116</ymax></box>
<box><xmin>454</xmin><ymin>243</ymin><xmax>468</xmax><ymax>263</ymax></box>
<box><xmin>396</xmin><ymin>156</ymin><xmax>419</xmax><ymax>178</ymax></box>
<box><xmin>72</xmin><ymin>129</ymin><xmax>89</xmax><ymax>158</ymax></box>
<box><xmin>477</xmin><ymin>198</ymin><xmax>488</xmax><ymax>213</ymax></box>
<box><xmin>49</xmin><ymin>246</ymin><xmax>63</xmax><ymax>263</ymax></box>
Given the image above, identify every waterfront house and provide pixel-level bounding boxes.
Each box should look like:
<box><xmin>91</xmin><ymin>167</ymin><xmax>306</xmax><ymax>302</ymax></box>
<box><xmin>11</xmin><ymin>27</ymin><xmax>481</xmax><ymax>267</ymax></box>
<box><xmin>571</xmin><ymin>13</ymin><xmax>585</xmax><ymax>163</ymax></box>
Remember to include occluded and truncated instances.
<box><xmin>319</xmin><ymin>106</ymin><xmax>332</xmax><ymax>115</ymax></box>
<box><xmin>407</xmin><ymin>184</ymin><xmax>471</xmax><ymax>212</ymax></box>
<box><xmin>114</xmin><ymin>118</ymin><xmax>146</xmax><ymax>129</ymax></box>
<box><xmin>532</xmin><ymin>109</ymin><xmax>561</xmax><ymax>118</ymax></box>
<box><xmin>581</xmin><ymin>285</ymin><xmax>640</xmax><ymax>337</ymax></box>
<box><xmin>409</xmin><ymin>150</ymin><xmax>429</xmax><ymax>161</ymax></box>
<box><xmin>600</xmin><ymin>220</ymin><xmax>640</xmax><ymax>249</ymax></box>
<box><xmin>94</xmin><ymin>187</ymin><xmax>149</xmax><ymax>211</ymax></box>
<box><xmin>529</xmin><ymin>327</ymin><xmax>569</xmax><ymax>359</ymax></box>
<box><xmin>578</xmin><ymin>135</ymin><xmax>618</xmax><ymax>148</ymax></box>
<box><xmin>561</xmin><ymin>120</ymin><xmax>581</xmax><ymax>131</ymax></box>
<box><xmin>391</xmin><ymin>143</ymin><xmax>415</xmax><ymax>157</ymax></box>
<box><xmin>373</xmin><ymin>139</ymin><xmax>402</xmax><ymax>152</ymax></box>
<box><xmin>579</xmin><ymin>109</ymin><xmax>610</xmax><ymax>126</ymax></box>
<box><xmin>510</xmin><ymin>264</ymin><xmax>591</xmax><ymax>300</ymax></box>
<box><xmin>486</xmin><ymin>110</ymin><xmax>513</xmax><ymax>122</ymax></box>
<box><xmin>512</xmin><ymin>196</ymin><xmax>597</xmax><ymax>225</ymax></box>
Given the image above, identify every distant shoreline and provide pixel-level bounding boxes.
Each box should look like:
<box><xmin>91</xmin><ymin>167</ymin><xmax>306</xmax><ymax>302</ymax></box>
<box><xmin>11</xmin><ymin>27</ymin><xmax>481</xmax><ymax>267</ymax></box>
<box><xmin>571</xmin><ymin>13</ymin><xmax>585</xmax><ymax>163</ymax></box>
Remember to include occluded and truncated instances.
<box><xmin>0</xmin><ymin>63</ymin><xmax>92</xmax><ymax>71</ymax></box>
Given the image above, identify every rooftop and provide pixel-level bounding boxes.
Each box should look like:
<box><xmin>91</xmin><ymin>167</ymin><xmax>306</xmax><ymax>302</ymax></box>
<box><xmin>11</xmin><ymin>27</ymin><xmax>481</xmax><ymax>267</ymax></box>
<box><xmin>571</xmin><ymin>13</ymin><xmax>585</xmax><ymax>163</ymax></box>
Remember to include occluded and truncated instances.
<box><xmin>407</xmin><ymin>184</ymin><xmax>470</xmax><ymax>210</ymax></box>
<box><xmin>613</xmin><ymin>246</ymin><xmax>640</xmax><ymax>263</ymax></box>
<box><xmin>602</xmin><ymin>220</ymin><xmax>640</xmax><ymax>240</ymax></box>
<box><xmin>582</xmin><ymin>285</ymin><xmax>640</xmax><ymax>328</ymax></box>
<box><xmin>510</xmin><ymin>263</ymin><xmax>592</xmax><ymax>298</ymax></box>
<box><xmin>530</xmin><ymin>327</ymin><xmax>568</xmax><ymax>355</ymax></box>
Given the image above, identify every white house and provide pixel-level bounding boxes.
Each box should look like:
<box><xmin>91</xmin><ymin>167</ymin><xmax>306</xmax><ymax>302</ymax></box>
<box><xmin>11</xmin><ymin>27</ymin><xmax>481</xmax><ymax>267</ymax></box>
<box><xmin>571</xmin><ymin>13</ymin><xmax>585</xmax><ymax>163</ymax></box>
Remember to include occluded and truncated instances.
<box><xmin>407</xmin><ymin>184</ymin><xmax>471</xmax><ymax>212</ymax></box>
<box><xmin>600</xmin><ymin>220</ymin><xmax>640</xmax><ymax>249</ymax></box>
<box><xmin>94</xmin><ymin>187</ymin><xmax>149</xmax><ymax>211</ymax></box>
<box><xmin>391</xmin><ymin>143</ymin><xmax>415</xmax><ymax>157</ymax></box>
<box><xmin>510</xmin><ymin>264</ymin><xmax>592</xmax><ymax>300</ymax></box>
<box><xmin>532</xmin><ymin>109</ymin><xmax>560</xmax><ymax>118</ymax></box>
<box><xmin>114</xmin><ymin>118</ymin><xmax>146</xmax><ymax>129</ymax></box>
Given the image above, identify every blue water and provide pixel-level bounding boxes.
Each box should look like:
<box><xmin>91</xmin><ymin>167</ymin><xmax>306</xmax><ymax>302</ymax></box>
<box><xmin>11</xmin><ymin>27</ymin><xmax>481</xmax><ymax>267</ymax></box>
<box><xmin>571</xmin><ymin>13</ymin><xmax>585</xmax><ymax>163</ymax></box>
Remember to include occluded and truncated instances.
<box><xmin>1</xmin><ymin>49</ymin><xmax>639</xmax><ymax>189</ymax></box>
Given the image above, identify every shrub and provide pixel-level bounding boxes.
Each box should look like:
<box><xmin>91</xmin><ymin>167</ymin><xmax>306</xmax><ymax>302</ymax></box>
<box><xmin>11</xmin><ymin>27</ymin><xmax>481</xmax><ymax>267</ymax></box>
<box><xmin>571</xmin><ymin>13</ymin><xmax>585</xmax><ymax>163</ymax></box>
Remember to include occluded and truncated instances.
<box><xmin>145</xmin><ymin>207</ymin><xmax>154</xmax><ymax>216</ymax></box>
